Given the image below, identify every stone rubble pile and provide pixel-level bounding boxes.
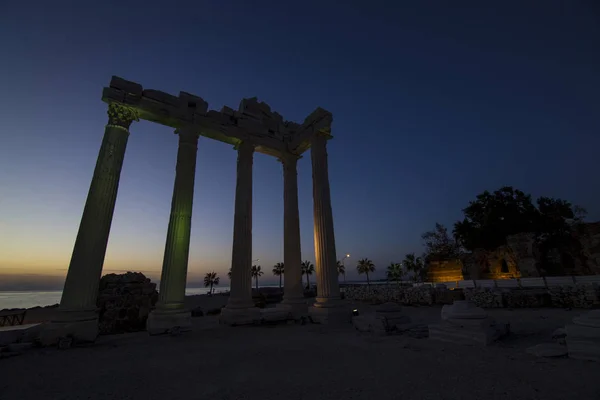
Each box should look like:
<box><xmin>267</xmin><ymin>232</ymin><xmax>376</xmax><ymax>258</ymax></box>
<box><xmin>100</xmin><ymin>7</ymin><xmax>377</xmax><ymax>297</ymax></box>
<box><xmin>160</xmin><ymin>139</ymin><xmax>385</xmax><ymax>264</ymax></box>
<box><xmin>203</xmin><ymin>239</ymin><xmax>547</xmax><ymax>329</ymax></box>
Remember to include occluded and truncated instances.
<box><xmin>97</xmin><ymin>272</ymin><xmax>158</xmax><ymax>335</ymax></box>
<box><xmin>464</xmin><ymin>288</ymin><xmax>504</xmax><ymax>308</ymax></box>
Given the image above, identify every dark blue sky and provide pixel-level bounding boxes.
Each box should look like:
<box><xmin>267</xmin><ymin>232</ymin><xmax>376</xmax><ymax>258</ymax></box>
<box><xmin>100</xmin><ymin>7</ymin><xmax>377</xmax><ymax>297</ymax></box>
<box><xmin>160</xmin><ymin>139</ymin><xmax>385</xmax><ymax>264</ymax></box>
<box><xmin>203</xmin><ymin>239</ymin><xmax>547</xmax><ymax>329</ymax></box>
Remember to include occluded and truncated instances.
<box><xmin>1</xmin><ymin>1</ymin><xmax>599</xmax><ymax>287</ymax></box>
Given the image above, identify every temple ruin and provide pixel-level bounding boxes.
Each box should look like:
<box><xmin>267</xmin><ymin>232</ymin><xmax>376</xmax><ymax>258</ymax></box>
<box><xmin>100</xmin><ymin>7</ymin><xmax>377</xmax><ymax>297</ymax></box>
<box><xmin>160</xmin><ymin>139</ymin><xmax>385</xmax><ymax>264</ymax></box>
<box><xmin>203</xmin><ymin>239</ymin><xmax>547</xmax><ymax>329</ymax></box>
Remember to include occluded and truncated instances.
<box><xmin>44</xmin><ymin>76</ymin><xmax>346</xmax><ymax>342</ymax></box>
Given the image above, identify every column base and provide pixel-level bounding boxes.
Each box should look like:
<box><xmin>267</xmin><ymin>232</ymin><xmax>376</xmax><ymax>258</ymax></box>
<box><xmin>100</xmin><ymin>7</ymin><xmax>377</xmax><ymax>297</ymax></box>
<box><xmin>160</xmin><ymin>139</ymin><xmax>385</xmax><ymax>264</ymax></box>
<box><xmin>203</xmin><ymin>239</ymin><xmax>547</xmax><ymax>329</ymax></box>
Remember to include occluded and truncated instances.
<box><xmin>147</xmin><ymin>309</ymin><xmax>191</xmax><ymax>335</ymax></box>
<box><xmin>39</xmin><ymin>310</ymin><xmax>99</xmax><ymax>346</ymax></box>
<box><xmin>219</xmin><ymin>306</ymin><xmax>261</xmax><ymax>326</ymax></box>
<box><xmin>278</xmin><ymin>298</ymin><xmax>308</xmax><ymax>319</ymax></box>
<box><xmin>309</xmin><ymin>300</ymin><xmax>352</xmax><ymax>325</ymax></box>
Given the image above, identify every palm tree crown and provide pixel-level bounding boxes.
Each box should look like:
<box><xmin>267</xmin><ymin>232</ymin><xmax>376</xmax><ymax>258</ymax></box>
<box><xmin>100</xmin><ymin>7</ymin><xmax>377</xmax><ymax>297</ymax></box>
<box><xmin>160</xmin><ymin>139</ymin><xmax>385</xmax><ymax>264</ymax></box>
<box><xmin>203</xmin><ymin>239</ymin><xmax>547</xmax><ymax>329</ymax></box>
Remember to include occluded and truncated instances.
<box><xmin>403</xmin><ymin>253</ymin><xmax>426</xmax><ymax>282</ymax></box>
<box><xmin>203</xmin><ymin>271</ymin><xmax>220</xmax><ymax>294</ymax></box>
<box><xmin>251</xmin><ymin>264</ymin><xmax>263</xmax><ymax>291</ymax></box>
<box><xmin>272</xmin><ymin>262</ymin><xmax>284</xmax><ymax>289</ymax></box>
<box><xmin>386</xmin><ymin>262</ymin><xmax>403</xmax><ymax>284</ymax></box>
<box><xmin>356</xmin><ymin>258</ymin><xmax>376</xmax><ymax>285</ymax></box>
<box><xmin>301</xmin><ymin>260</ymin><xmax>315</xmax><ymax>289</ymax></box>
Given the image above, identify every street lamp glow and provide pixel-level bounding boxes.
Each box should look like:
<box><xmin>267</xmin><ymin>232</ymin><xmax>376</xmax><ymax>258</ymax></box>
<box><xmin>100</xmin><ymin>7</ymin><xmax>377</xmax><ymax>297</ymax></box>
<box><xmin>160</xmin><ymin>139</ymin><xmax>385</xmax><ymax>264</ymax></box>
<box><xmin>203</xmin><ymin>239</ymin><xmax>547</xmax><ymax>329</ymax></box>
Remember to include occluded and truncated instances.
<box><xmin>345</xmin><ymin>254</ymin><xmax>350</xmax><ymax>258</ymax></box>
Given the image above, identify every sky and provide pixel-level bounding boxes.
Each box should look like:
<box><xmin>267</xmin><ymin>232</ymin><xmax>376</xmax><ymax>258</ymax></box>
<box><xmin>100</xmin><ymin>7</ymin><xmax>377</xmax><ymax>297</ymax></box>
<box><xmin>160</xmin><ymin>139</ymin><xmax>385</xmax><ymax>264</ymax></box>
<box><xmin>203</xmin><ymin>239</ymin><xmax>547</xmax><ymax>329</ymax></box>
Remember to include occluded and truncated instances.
<box><xmin>0</xmin><ymin>1</ymin><xmax>599</xmax><ymax>290</ymax></box>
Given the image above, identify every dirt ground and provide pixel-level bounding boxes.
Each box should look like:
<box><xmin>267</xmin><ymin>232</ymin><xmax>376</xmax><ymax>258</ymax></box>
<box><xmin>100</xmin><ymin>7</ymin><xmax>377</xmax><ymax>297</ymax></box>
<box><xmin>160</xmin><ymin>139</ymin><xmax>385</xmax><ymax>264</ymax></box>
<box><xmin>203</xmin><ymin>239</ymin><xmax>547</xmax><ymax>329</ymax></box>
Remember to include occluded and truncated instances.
<box><xmin>0</xmin><ymin>303</ymin><xmax>598</xmax><ymax>400</ymax></box>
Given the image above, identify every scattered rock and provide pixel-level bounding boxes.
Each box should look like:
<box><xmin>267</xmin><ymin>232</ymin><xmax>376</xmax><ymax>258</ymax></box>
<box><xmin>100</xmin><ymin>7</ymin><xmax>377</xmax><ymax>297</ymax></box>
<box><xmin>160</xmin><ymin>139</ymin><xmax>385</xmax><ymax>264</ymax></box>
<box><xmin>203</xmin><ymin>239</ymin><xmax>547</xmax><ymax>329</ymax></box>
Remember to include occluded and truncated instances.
<box><xmin>552</xmin><ymin>328</ymin><xmax>567</xmax><ymax>345</ymax></box>
<box><xmin>526</xmin><ymin>343</ymin><xmax>568</xmax><ymax>358</ymax></box>
<box><xmin>7</xmin><ymin>342</ymin><xmax>34</xmax><ymax>353</ymax></box>
<box><xmin>191</xmin><ymin>307</ymin><xmax>204</xmax><ymax>317</ymax></box>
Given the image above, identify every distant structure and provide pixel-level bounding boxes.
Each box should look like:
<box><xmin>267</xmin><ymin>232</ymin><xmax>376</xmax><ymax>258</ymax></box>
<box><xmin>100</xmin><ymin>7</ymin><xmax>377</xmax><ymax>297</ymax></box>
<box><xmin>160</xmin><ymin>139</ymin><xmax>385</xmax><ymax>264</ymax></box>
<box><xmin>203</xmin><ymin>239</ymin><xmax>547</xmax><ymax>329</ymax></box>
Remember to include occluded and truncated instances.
<box><xmin>46</xmin><ymin>76</ymin><xmax>344</xmax><ymax>343</ymax></box>
<box><xmin>427</xmin><ymin>224</ymin><xmax>600</xmax><ymax>282</ymax></box>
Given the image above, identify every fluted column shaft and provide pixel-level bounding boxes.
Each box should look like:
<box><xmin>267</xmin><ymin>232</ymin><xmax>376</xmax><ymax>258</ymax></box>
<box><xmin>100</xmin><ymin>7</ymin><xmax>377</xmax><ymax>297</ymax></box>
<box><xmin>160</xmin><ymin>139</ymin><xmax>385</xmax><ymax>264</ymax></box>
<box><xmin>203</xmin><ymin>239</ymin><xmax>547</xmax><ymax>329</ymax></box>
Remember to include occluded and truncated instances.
<box><xmin>155</xmin><ymin>128</ymin><xmax>199</xmax><ymax>313</ymax></box>
<box><xmin>60</xmin><ymin>104</ymin><xmax>138</xmax><ymax>315</ymax></box>
<box><xmin>311</xmin><ymin>133</ymin><xmax>340</xmax><ymax>305</ymax></box>
<box><xmin>226</xmin><ymin>141</ymin><xmax>255</xmax><ymax>309</ymax></box>
<box><xmin>281</xmin><ymin>155</ymin><xmax>305</xmax><ymax>305</ymax></box>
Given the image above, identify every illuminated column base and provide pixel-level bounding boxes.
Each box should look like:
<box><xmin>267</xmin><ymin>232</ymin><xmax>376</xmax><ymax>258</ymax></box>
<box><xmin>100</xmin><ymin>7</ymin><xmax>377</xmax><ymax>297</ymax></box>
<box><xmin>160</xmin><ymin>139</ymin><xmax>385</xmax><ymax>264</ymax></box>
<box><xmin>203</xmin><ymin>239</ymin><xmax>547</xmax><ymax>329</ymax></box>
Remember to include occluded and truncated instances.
<box><xmin>147</xmin><ymin>128</ymin><xmax>199</xmax><ymax>335</ymax></box>
<box><xmin>221</xmin><ymin>141</ymin><xmax>260</xmax><ymax>326</ymax></box>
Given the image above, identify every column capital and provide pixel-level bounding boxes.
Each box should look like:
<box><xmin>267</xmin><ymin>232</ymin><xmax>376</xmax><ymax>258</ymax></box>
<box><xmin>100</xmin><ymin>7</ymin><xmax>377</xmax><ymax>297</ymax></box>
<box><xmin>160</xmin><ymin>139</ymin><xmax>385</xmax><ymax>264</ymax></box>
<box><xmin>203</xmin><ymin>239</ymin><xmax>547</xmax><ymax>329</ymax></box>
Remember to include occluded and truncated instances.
<box><xmin>233</xmin><ymin>140</ymin><xmax>255</xmax><ymax>153</ymax></box>
<box><xmin>107</xmin><ymin>103</ymin><xmax>139</xmax><ymax>130</ymax></box>
<box><xmin>174</xmin><ymin>127</ymin><xmax>200</xmax><ymax>144</ymax></box>
<box><xmin>312</xmin><ymin>130</ymin><xmax>334</xmax><ymax>142</ymax></box>
<box><xmin>277</xmin><ymin>153</ymin><xmax>302</xmax><ymax>166</ymax></box>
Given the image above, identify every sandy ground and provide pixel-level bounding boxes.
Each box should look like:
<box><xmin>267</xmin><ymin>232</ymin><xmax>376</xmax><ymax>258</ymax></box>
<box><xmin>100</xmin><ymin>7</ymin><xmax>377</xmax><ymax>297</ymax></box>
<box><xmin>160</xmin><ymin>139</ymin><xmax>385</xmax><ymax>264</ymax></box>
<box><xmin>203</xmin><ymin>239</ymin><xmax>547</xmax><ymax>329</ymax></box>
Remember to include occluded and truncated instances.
<box><xmin>1</xmin><ymin>302</ymin><xmax>598</xmax><ymax>400</ymax></box>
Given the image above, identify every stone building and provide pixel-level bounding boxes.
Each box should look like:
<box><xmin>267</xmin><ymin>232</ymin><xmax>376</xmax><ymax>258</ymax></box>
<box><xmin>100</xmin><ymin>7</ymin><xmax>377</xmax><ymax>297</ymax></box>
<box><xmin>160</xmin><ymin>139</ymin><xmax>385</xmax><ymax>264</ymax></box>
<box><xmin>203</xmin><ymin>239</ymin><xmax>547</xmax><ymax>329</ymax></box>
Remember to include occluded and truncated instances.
<box><xmin>427</xmin><ymin>223</ymin><xmax>600</xmax><ymax>282</ymax></box>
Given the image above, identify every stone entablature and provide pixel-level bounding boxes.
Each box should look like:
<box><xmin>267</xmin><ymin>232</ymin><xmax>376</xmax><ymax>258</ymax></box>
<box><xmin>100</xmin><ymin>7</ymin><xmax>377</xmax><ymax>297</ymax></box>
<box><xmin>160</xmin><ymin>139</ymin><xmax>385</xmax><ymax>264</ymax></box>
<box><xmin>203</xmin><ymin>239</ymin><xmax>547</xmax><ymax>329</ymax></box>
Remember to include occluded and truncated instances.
<box><xmin>102</xmin><ymin>76</ymin><xmax>332</xmax><ymax>158</ymax></box>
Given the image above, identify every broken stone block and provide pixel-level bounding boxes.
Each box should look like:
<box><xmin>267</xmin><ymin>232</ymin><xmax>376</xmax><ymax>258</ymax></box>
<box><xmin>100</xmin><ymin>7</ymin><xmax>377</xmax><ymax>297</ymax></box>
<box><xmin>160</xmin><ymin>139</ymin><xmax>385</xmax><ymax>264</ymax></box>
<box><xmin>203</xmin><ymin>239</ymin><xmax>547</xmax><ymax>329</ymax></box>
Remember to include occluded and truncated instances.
<box><xmin>142</xmin><ymin>89</ymin><xmax>180</xmax><ymax>107</ymax></box>
<box><xmin>375</xmin><ymin>302</ymin><xmax>411</xmax><ymax>333</ymax></box>
<box><xmin>429</xmin><ymin>301</ymin><xmax>508</xmax><ymax>346</ymax></box>
<box><xmin>109</xmin><ymin>76</ymin><xmax>143</xmax><ymax>96</ymax></box>
<box><xmin>552</xmin><ymin>327</ymin><xmax>567</xmax><ymax>345</ymax></box>
<box><xmin>566</xmin><ymin>310</ymin><xmax>600</xmax><ymax>361</ymax></box>
<box><xmin>352</xmin><ymin>316</ymin><xmax>375</xmax><ymax>333</ymax></box>
<box><xmin>527</xmin><ymin>343</ymin><xmax>568</xmax><ymax>358</ymax></box>
<box><xmin>178</xmin><ymin>92</ymin><xmax>208</xmax><ymax>114</ymax></box>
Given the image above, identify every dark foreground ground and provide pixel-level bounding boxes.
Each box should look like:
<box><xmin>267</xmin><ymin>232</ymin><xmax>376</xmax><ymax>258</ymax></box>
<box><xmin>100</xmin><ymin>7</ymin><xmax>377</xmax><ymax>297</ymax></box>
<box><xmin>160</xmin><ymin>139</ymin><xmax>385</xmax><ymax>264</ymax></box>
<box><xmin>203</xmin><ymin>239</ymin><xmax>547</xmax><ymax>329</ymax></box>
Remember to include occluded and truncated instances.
<box><xmin>0</xmin><ymin>306</ymin><xmax>598</xmax><ymax>400</ymax></box>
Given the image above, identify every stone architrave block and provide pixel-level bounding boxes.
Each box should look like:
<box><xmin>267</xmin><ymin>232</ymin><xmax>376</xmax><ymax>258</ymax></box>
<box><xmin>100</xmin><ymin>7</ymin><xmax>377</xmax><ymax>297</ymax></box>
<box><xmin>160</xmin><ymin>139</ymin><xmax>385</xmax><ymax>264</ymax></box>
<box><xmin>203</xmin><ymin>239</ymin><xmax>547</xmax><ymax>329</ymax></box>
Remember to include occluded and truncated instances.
<box><xmin>178</xmin><ymin>91</ymin><xmax>208</xmax><ymax>114</ymax></box>
<box><xmin>109</xmin><ymin>76</ymin><xmax>143</xmax><ymax>96</ymax></box>
<box><xmin>142</xmin><ymin>89</ymin><xmax>180</xmax><ymax>107</ymax></box>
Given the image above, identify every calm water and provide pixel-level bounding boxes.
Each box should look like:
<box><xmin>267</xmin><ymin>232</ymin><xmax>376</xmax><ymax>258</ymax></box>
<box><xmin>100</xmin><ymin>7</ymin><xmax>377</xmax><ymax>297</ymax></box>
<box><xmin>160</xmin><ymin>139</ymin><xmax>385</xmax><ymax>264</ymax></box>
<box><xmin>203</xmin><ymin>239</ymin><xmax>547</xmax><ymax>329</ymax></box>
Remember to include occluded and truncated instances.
<box><xmin>0</xmin><ymin>286</ymin><xmax>234</xmax><ymax>310</ymax></box>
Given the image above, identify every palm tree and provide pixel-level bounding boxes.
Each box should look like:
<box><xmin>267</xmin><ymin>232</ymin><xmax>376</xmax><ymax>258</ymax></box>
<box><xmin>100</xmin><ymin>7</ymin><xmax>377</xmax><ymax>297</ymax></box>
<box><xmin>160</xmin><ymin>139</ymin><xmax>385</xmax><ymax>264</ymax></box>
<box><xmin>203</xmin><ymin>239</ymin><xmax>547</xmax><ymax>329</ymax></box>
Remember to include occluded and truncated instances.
<box><xmin>356</xmin><ymin>258</ymin><xmax>376</xmax><ymax>286</ymax></box>
<box><xmin>301</xmin><ymin>260</ymin><xmax>315</xmax><ymax>289</ymax></box>
<box><xmin>403</xmin><ymin>253</ymin><xmax>425</xmax><ymax>282</ymax></box>
<box><xmin>337</xmin><ymin>260</ymin><xmax>346</xmax><ymax>282</ymax></box>
<box><xmin>203</xmin><ymin>271</ymin><xmax>220</xmax><ymax>295</ymax></box>
<box><xmin>386</xmin><ymin>262</ymin><xmax>403</xmax><ymax>285</ymax></box>
<box><xmin>227</xmin><ymin>268</ymin><xmax>232</xmax><ymax>280</ymax></box>
<box><xmin>251</xmin><ymin>264</ymin><xmax>263</xmax><ymax>291</ymax></box>
<box><xmin>272</xmin><ymin>262</ymin><xmax>285</xmax><ymax>289</ymax></box>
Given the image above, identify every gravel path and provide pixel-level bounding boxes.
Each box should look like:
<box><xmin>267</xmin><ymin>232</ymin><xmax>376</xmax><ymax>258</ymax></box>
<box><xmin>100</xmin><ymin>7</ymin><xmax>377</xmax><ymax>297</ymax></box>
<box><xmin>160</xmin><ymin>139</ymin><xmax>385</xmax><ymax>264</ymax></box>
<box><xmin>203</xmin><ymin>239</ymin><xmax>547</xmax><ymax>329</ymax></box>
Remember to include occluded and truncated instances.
<box><xmin>0</xmin><ymin>306</ymin><xmax>598</xmax><ymax>400</ymax></box>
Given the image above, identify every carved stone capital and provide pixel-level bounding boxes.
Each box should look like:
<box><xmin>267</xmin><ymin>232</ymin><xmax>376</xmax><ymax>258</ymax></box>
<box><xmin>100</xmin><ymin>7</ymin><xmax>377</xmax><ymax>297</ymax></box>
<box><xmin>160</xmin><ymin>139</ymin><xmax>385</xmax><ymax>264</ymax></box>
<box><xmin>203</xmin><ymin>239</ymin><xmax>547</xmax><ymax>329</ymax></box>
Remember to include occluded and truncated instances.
<box><xmin>107</xmin><ymin>103</ymin><xmax>139</xmax><ymax>130</ymax></box>
<box><xmin>233</xmin><ymin>140</ymin><xmax>255</xmax><ymax>153</ymax></box>
<box><xmin>175</xmin><ymin>127</ymin><xmax>200</xmax><ymax>144</ymax></box>
<box><xmin>277</xmin><ymin>153</ymin><xmax>302</xmax><ymax>167</ymax></box>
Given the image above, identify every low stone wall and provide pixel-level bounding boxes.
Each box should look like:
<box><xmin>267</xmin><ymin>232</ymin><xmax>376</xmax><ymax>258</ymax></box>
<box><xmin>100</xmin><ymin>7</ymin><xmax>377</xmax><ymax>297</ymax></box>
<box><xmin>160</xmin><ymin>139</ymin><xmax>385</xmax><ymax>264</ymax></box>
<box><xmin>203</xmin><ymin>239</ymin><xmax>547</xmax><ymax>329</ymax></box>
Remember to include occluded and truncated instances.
<box><xmin>345</xmin><ymin>283</ymin><xmax>600</xmax><ymax>309</ymax></box>
<box><xmin>344</xmin><ymin>285</ymin><xmax>462</xmax><ymax>306</ymax></box>
<box><xmin>97</xmin><ymin>272</ymin><xmax>158</xmax><ymax>335</ymax></box>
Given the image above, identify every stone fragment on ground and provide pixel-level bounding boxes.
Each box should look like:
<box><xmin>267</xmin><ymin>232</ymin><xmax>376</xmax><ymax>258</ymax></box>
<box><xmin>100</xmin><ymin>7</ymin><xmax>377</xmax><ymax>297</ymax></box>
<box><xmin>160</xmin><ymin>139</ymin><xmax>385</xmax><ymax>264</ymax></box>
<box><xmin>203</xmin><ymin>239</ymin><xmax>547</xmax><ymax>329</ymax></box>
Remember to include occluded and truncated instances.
<box><xmin>566</xmin><ymin>310</ymin><xmax>600</xmax><ymax>361</ymax></box>
<box><xmin>429</xmin><ymin>300</ymin><xmax>508</xmax><ymax>346</ymax></box>
<box><xmin>526</xmin><ymin>343</ymin><xmax>568</xmax><ymax>358</ymax></box>
<box><xmin>552</xmin><ymin>327</ymin><xmax>567</xmax><ymax>345</ymax></box>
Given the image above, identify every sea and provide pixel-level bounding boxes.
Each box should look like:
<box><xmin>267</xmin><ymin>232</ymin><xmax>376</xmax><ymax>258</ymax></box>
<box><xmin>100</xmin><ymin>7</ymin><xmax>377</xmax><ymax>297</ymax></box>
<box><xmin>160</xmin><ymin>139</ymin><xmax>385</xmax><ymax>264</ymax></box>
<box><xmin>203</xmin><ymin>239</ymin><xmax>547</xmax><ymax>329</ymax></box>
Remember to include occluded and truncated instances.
<box><xmin>0</xmin><ymin>286</ymin><xmax>233</xmax><ymax>310</ymax></box>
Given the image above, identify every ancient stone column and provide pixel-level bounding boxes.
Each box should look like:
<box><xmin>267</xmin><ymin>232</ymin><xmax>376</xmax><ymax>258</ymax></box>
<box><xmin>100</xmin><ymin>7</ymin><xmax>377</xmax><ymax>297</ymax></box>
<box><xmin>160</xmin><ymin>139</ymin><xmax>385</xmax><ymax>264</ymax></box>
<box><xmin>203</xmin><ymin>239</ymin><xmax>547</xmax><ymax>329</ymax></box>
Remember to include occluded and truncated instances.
<box><xmin>277</xmin><ymin>154</ymin><xmax>307</xmax><ymax>317</ymax></box>
<box><xmin>52</xmin><ymin>103</ymin><xmax>138</xmax><ymax>342</ymax></box>
<box><xmin>147</xmin><ymin>127</ymin><xmax>199</xmax><ymax>335</ymax></box>
<box><xmin>220</xmin><ymin>141</ymin><xmax>261</xmax><ymax>325</ymax></box>
<box><xmin>309</xmin><ymin>132</ymin><xmax>348</xmax><ymax>323</ymax></box>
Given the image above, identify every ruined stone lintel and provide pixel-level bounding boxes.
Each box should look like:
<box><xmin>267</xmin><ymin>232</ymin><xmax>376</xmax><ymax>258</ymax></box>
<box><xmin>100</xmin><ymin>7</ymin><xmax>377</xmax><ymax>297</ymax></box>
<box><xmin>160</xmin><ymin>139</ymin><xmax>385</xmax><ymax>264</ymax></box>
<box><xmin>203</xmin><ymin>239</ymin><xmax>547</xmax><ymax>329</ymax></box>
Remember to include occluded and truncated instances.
<box><xmin>102</xmin><ymin>76</ymin><xmax>332</xmax><ymax>157</ymax></box>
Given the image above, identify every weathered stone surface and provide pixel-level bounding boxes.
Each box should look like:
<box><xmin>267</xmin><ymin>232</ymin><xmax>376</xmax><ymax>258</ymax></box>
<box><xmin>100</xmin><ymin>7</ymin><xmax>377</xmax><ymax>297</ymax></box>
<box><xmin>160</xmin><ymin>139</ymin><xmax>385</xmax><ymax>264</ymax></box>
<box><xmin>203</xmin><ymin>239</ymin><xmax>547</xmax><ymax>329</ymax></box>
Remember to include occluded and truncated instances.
<box><xmin>527</xmin><ymin>343</ymin><xmax>568</xmax><ymax>358</ymax></box>
<box><xmin>566</xmin><ymin>311</ymin><xmax>600</xmax><ymax>361</ymax></box>
<box><xmin>430</xmin><ymin>301</ymin><xmax>508</xmax><ymax>346</ymax></box>
<box><xmin>375</xmin><ymin>302</ymin><xmax>411</xmax><ymax>333</ymax></box>
<box><xmin>97</xmin><ymin>272</ymin><xmax>158</xmax><ymax>335</ymax></box>
<box><xmin>552</xmin><ymin>327</ymin><xmax>567</xmax><ymax>345</ymax></box>
<box><xmin>109</xmin><ymin>76</ymin><xmax>143</xmax><ymax>96</ymax></box>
